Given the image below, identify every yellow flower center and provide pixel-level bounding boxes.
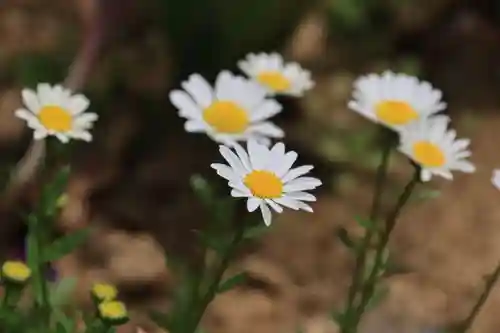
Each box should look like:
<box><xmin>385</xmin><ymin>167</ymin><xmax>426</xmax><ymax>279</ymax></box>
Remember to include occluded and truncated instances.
<box><xmin>98</xmin><ymin>301</ymin><xmax>128</xmax><ymax>320</ymax></box>
<box><xmin>2</xmin><ymin>261</ymin><xmax>31</xmax><ymax>282</ymax></box>
<box><xmin>203</xmin><ymin>101</ymin><xmax>249</xmax><ymax>134</ymax></box>
<box><xmin>256</xmin><ymin>71</ymin><xmax>291</xmax><ymax>92</ymax></box>
<box><xmin>412</xmin><ymin>141</ymin><xmax>446</xmax><ymax>167</ymax></box>
<box><xmin>92</xmin><ymin>283</ymin><xmax>118</xmax><ymax>301</ymax></box>
<box><xmin>244</xmin><ymin>170</ymin><xmax>283</xmax><ymax>199</ymax></box>
<box><xmin>38</xmin><ymin>106</ymin><xmax>72</xmax><ymax>132</ymax></box>
<box><xmin>375</xmin><ymin>100</ymin><xmax>419</xmax><ymax>126</ymax></box>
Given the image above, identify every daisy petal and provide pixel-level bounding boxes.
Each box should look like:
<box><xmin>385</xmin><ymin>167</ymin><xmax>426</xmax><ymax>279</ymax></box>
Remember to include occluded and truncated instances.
<box><xmin>219</xmin><ymin>145</ymin><xmax>247</xmax><ymax>176</ymax></box>
<box><xmin>170</xmin><ymin>91</ymin><xmax>202</xmax><ymax>120</ymax></box>
<box><xmin>248</xmin><ymin>139</ymin><xmax>269</xmax><ymax>170</ymax></box>
<box><xmin>273</xmin><ymin>197</ymin><xmax>300</xmax><ymax>210</ymax></box>
<box><xmin>265</xmin><ymin>199</ymin><xmax>283</xmax><ymax>213</ymax></box>
<box><xmin>21</xmin><ymin>89</ymin><xmax>40</xmax><ymax>112</ymax></box>
<box><xmin>231</xmin><ymin>189</ymin><xmax>251</xmax><ymax>198</ymax></box>
<box><xmin>250</xmin><ymin>100</ymin><xmax>282</xmax><ymax>122</ymax></box>
<box><xmin>249</xmin><ymin>122</ymin><xmax>284</xmax><ymax>138</ymax></box>
<box><xmin>185</xmin><ymin>120</ymin><xmax>207</xmax><ymax>132</ymax></box>
<box><xmin>259</xmin><ymin>202</ymin><xmax>272</xmax><ymax>226</ymax></box>
<box><xmin>70</xmin><ymin>131</ymin><xmax>92</xmax><ymax>142</ymax></box>
<box><xmin>282</xmin><ymin>165</ymin><xmax>314</xmax><ymax>183</ymax></box>
<box><xmin>55</xmin><ymin>133</ymin><xmax>70</xmax><ymax>143</ymax></box>
<box><xmin>181</xmin><ymin>74</ymin><xmax>213</xmax><ymax>108</ymax></box>
<box><xmin>210</xmin><ymin>163</ymin><xmax>239</xmax><ymax>182</ymax></box>
<box><xmin>295</xmin><ymin>201</ymin><xmax>313</xmax><ymax>212</ymax></box>
<box><xmin>232</xmin><ymin>142</ymin><xmax>252</xmax><ymax>172</ymax></box>
<box><xmin>33</xmin><ymin>128</ymin><xmax>48</xmax><ymax>140</ymax></box>
<box><xmin>68</xmin><ymin>95</ymin><xmax>90</xmax><ymax>115</ymax></box>
<box><xmin>286</xmin><ymin>191</ymin><xmax>317</xmax><ymax>202</ymax></box>
<box><xmin>275</xmin><ymin>151</ymin><xmax>298</xmax><ymax>177</ymax></box>
<box><xmin>283</xmin><ymin>177</ymin><xmax>322</xmax><ymax>192</ymax></box>
<box><xmin>247</xmin><ymin>197</ymin><xmax>261</xmax><ymax>212</ymax></box>
<box><xmin>36</xmin><ymin>83</ymin><xmax>54</xmax><ymax>105</ymax></box>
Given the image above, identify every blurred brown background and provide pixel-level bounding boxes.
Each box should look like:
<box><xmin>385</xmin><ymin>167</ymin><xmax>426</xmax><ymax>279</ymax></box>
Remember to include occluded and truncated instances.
<box><xmin>1</xmin><ymin>0</ymin><xmax>500</xmax><ymax>332</ymax></box>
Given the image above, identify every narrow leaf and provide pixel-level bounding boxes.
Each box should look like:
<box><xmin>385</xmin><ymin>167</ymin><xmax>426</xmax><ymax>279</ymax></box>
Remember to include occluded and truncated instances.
<box><xmin>217</xmin><ymin>272</ymin><xmax>248</xmax><ymax>293</ymax></box>
<box><xmin>50</xmin><ymin>277</ymin><xmax>78</xmax><ymax>306</ymax></box>
<box><xmin>42</xmin><ymin>228</ymin><xmax>91</xmax><ymax>262</ymax></box>
<box><xmin>366</xmin><ymin>286</ymin><xmax>388</xmax><ymax>311</ymax></box>
<box><xmin>53</xmin><ymin>310</ymin><xmax>76</xmax><ymax>333</ymax></box>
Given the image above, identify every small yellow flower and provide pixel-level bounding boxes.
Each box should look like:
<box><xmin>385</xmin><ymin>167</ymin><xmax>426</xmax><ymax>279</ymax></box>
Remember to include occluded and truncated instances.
<box><xmin>1</xmin><ymin>261</ymin><xmax>31</xmax><ymax>284</ymax></box>
<box><xmin>98</xmin><ymin>300</ymin><xmax>129</xmax><ymax>325</ymax></box>
<box><xmin>91</xmin><ymin>282</ymin><xmax>118</xmax><ymax>302</ymax></box>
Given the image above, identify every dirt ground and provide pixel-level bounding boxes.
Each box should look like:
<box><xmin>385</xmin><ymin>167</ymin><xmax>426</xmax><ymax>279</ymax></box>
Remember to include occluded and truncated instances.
<box><xmin>2</xmin><ymin>1</ymin><xmax>500</xmax><ymax>333</ymax></box>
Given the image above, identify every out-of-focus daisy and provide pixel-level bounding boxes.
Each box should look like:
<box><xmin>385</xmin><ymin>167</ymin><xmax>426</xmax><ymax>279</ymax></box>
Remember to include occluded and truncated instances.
<box><xmin>348</xmin><ymin>71</ymin><xmax>446</xmax><ymax>131</ymax></box>
<box><xmin>492</xmin><ymin>169</ymin><xmax>500</xmax><ymax>190</ymax></box>
<box><xmin>238</xmin><ymin>52</ymin><xmax>314</xmax><ymax>96</ymax></box>
<box><xmin>398</xmin><ymin>115</ymin><xmax>475</xmax><ymax>181</ymax></box>
<box><xmin>211</xmin><ymin>139</ymin><xmax>322</xmax><ymax>226</ymax></box>
<box><xmin>14</xmin><ymin>83</ymin><xmax>98</xmax><ymax>143</ymax></box>
<box><xmin>169</xmin><ymin>71</ymin><xmax>284</xmax><ymax>146</ymax></box>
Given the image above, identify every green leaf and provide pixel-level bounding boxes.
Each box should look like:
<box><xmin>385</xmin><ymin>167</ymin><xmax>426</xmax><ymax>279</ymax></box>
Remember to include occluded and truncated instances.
<box><xmin>42</xmin><ymin>228</ymin><xmax>91</xmax><ymax>262</ymax></box>
<box><xmin>50</xmin><ymin>277</ymin><xmax>78</xmax><ymax>306</ymax></box>
<box><xmin>217</xmin><ymin>272</ymin><xmax>248</xmax><ymax>293</ymax></box>
<box><xmin>354</xmin><ymin>216</ymin><xmax>374</xmax><ymax>230</ymax></box>
<box><xmin>40</xmin><ymin>166</ymin><xmax>71</xmax><ymax>217</ymax></box>
<box><xmin>52</xmin><ymin>310</ymin><xmax>76</xmax><ymax>333</ymax></box>
<box><xmin>190</xmin><ymin>174</ymin><xmax>215</xmax><ymax>207</ymax></box>
<box><xmin>55</xmin><ymin>322</ymin><xmax>67</xmax><ymax>333</ymax></box>
<box><xmin>0</xmin><ymin>306</ymin><xmax>23</xmax><ymax>330</ymax></box>
<box><xmin>335</xmin><ymin>228</ymin><xmax>355</xmax><ymax>249</ymax></box>
<box><xmin>196</xmin><ymin>231</ymin><xmax>226</xmax><ymax>254</ymax></box>
<box><xmin>366</xmin><ymin>285</ymin><xmax>388</xmax><ymax>311</ymax></box>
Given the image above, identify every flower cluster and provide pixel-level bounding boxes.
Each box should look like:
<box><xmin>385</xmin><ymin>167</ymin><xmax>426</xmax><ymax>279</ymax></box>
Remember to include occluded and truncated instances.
<box><xmin>169</xmin><ymin>53</ymin><xmax>320</xmax><ymax>226</ymax></box>
<box><xmin>349</xmin><ymin>71</ymin><xmax>475</xmax><ymax>181</ymax></box>
<box><xmin>90</xmin><ymin>282</ymin><xmax>129</xmax><ymax>326</ymax></box>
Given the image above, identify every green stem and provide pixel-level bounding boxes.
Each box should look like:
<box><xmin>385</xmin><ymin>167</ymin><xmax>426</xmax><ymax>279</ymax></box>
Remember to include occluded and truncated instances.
<box><xmin>1</xmin><ymin>288</ymin><xmax>10</xmax><ymax>308</ymax></box>
<box><xmin>185</xmin><ymin>222</ymin><xmax>247</xmax><ymax>333</ymax></box>
<box><xmin>342</xmin><ymin>130</ymin><xmax>393</xmax><ymax>330</ymax></box>
<box><xmin>27</xmin><ymin>215</ymin><xmax>50</xmax><ymax>327</ymax></box>
<box><xmin>458</xmin><ymin>262</ymin><xmax>500</xmax><ymax>333</ymax></box>
<box><xmin>353</xmin><ymin>168</ymin><xmax>420</xmax><ymax>323</ymax></box>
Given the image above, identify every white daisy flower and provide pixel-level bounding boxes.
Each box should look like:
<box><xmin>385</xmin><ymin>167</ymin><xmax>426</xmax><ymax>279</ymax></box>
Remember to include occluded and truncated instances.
<box><xmin>348</xmin><ymin>71</ymin><xmax>446</xmax><ymax>131</ymax></box>
<box><xmin>14</xmin><ymin>83</ymin><xmax>98</xmax><ymax>143</ymax></box>
<box><xmin>238</xmin><ymin>52</ymin><xmax>314</xmax><ymax>96</ymax></box>
<box><xmin>169</xmin><ymin>71</ymin><xmax>284</xmax><ymax>146</ymax></box>
<box><xmin>211</xmin><ymin>139</ymin><xmax>322</xmax><ymax>226</ymax></box>
<box><xmin>492</xmin><ymin>169</ymin><xmax>500</xmax><ymax>190</ymax></box>
<box><xmin>398</xmin><ymin>115</ymin><xmax>475</xmax><ymax>182</ymax></box>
